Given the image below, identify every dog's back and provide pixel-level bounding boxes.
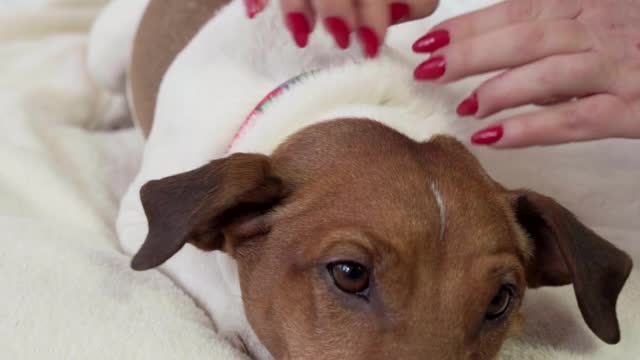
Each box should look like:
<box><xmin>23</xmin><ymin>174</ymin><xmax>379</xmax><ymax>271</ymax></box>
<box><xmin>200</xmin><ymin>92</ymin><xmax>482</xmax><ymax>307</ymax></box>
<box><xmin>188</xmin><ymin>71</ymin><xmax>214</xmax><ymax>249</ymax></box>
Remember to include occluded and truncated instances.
<box><xmin>89</xmin><ymin>0</ymin><xmax>232</xmax><ymax>136</ymax></box>
<box><xmin>131</xmin><ymin>0</ymin><xmax>232</xmax><ymax>136</ymax></box>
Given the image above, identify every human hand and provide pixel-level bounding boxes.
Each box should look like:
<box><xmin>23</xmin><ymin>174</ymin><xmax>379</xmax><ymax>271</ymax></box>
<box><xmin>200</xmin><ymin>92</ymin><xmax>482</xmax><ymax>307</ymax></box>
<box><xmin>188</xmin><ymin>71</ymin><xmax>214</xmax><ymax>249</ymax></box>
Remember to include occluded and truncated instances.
<box><xmin>244</xmin><ymin>0</ymin><xmax>439</xmax><ymax>58</ymax></box>
<box><xmin>412</xmin><ymin>0</ymin><xmax>640</xmax><ymax>148</ymax></box>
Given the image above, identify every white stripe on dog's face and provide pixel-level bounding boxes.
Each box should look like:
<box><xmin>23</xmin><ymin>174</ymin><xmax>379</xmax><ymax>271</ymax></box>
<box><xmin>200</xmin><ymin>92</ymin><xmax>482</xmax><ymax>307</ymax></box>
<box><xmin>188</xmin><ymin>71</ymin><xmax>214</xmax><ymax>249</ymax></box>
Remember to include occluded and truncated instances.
<box><xmin>431</xmin><ymin>182</ymin><xmax>446</xmax><ymax>241</ymax></box>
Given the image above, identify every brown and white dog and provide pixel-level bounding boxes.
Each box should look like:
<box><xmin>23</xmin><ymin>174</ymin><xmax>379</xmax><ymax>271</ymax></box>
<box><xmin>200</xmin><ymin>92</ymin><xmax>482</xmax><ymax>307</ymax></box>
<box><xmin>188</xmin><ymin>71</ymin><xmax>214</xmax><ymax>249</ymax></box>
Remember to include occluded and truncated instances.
<box><xmin>89</xmin><ymin>0</ymin><xmax>632</xmax><ymax>359</ymax></box>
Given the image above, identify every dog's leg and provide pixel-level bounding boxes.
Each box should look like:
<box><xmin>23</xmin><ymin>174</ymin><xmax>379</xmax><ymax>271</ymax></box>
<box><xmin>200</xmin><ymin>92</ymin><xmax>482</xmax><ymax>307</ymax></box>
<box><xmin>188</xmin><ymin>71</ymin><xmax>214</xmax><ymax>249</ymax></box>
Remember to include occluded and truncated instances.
<box><xmin>115</xmin><ymin>3</ymin><xmax>293</xmax><ymax>357</ymax></box>
<box><xmin>88</xmin><ymin>0</ymin><xmax>150</xmax><ymax>94</ymax></box>
<box><xmin>87</xmin><ymin>0</ymin><xmax>150</xmax><ymax>131</ymax></box>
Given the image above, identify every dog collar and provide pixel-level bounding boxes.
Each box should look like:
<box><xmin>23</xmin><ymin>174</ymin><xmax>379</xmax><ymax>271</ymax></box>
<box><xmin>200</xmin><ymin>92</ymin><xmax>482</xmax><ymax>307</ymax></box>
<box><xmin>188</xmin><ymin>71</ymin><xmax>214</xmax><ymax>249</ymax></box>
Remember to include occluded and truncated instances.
<box><xmin>227</xmin><ymin>71</ymin><xmax>317</xmax><ymax>153</ymax></box>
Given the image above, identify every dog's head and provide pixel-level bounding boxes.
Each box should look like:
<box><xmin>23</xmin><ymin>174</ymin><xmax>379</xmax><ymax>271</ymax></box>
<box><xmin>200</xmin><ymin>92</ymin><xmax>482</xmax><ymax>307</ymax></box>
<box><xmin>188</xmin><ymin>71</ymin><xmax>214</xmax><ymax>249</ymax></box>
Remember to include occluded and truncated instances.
<box><xmin>131</xmin><ymin>119</ymin><xmax>632</xmax><ymax>359</ymax></box>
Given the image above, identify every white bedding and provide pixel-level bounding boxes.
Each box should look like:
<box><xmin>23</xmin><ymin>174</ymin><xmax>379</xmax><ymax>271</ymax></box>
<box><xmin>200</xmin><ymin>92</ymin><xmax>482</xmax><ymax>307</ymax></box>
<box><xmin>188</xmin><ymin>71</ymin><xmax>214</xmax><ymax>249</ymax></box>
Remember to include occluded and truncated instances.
<box><xmin>0</xmin><ymin>0</ymin><xmax>638</xmax><ymax>359</ymax></box>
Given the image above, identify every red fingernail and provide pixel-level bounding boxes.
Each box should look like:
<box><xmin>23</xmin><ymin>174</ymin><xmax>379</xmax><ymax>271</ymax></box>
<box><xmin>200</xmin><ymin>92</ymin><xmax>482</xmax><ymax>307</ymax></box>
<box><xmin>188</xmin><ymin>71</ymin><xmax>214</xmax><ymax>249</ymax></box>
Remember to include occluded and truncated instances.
<box><xmin>414</xmin><ymin>56</ymin><xmax>446</xmax><ymax>80</ymax></box>
<box><xmin>357</xmin><ymin>27</ymin><xmax>379</xmax><ymax>58</ymax></box>
<box><xmin>286</xmin><ymin>13</ymin><xmax>311</xmax><ymax>48</ymax></box>
<box><xmin>412</xmin><ymin>30</ymin><xmax>450</xmax><ymax>53</ymax></box>
<box><xmin>457</xmin><ymin>93</ymin><xmax>479</xmax><ymax>116</ymax></box>
<box><xmin>324</xmin><ymin>17</ymin><xmax>351</xmax><ymax>49</ymax></box>
<box><xmin>471</xmin><ymin>125</ymin><xmax>503</xmax><ymax>145</ymax></box>
<box><xmin>390</xmin><ymin>2</ymin><xmax>410</xmax><ymax>24</ymax></box>
<box><xmin>244</xmin><ymin>0</ymin><xmax>263</xmax><ymax>18</ymax></box>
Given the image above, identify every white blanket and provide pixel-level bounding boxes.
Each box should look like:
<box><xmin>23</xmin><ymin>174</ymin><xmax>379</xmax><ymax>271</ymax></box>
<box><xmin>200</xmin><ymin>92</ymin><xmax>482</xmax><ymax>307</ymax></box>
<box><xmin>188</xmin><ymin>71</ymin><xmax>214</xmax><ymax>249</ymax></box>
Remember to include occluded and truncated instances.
<box><xmin>0</xmin><ymin>0</ymin><xmax>638</xmax><ymax>359</ymax></box>
<box><xmin>0</xmin><ymin>1</ymin><xmax>246</xmax><ymax>358</ymax></box>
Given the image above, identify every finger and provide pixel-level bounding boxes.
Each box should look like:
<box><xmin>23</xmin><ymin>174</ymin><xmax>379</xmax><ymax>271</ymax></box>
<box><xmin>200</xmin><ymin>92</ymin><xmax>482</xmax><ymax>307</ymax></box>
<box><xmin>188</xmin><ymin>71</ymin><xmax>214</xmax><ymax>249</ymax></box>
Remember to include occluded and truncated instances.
<box><xmin>391</xmin><ymin>0</ymin><xmax>439</xmax><ymax>24</ymax></box>
<box><xmin>356</xmin><ymin>0</ymin><xmax>390</xmax><ymax>58</ymax></box>
<box><xmin>532</xmin><ymin>97</ymin><xmax>577</xmax><ymax>107</ymax></box>
<box><xmin>471</xmin><ymin>94</ymin><xmax>634</xmax><ymax>148</ymax></box>
<box><xmin>462</xmin><ymin>52</ymin><xmax>612</xmax><ymax>118</ymax></box>
<box><xmin>630</xmin><ymin>100</ymin><xmax>640</xmax><ymax>138</ymax></box>
<box><xmin>414</xmin><ymin>20</ymin><xmax>592</xmax><ymax>82</ymax></box>
<box><xmin>313</xmin><ymin>0</ymin><xmax>358</xmax><ymax>49</ymax></box>
<box><xmin>245</xmin><ymin>0</ymin><xmax>269</xmax><ymax>18</ymax></box>
<box><xmin>281</xmin><ymin>0</ymin><xmax>315</xmax><ymax>48</ymax></box>
<box><xmin>428</xmin><ymin>0</ymin><xmax>583</xmax><ymax>44</ymax></box>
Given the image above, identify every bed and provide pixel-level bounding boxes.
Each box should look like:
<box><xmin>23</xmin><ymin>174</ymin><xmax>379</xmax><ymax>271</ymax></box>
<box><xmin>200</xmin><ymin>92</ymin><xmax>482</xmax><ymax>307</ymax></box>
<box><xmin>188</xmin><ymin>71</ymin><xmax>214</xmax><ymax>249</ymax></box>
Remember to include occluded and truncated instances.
<box><xmin>1</xmin><ymin>0</ymin><xmax>638</xmax><ymax>359</ymax></box>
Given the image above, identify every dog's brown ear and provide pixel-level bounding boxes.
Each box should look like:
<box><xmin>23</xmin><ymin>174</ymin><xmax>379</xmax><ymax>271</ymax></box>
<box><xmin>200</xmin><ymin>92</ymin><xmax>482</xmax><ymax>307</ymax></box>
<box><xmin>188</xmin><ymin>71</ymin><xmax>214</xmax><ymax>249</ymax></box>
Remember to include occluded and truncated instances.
<box><xmin>131</xmin><ymin>153</ymin><xmax>284</xmax><ymax>271</ymax></box>
<box><xmin>512</xmin><ymin>190</ymin><xmax>632</xmax><ymax>344</ymax></box>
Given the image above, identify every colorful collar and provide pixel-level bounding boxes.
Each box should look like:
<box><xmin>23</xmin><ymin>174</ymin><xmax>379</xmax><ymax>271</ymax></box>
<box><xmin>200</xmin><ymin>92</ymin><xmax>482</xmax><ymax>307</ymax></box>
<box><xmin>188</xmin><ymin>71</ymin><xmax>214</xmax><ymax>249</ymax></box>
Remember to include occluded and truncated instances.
<box><xmin>226</xmin><ymin>71</ymin><xmax>317</xmax><ymax>153</ymax></box>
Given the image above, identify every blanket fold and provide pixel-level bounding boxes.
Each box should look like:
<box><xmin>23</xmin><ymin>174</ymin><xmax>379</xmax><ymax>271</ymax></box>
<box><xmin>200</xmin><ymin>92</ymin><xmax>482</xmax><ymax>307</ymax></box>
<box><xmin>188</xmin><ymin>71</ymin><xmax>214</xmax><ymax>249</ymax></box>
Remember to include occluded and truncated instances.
<box><xmin>1</xmin><ymin>0</ymin><xmax>638</xmax><ymax>359</ymax></box>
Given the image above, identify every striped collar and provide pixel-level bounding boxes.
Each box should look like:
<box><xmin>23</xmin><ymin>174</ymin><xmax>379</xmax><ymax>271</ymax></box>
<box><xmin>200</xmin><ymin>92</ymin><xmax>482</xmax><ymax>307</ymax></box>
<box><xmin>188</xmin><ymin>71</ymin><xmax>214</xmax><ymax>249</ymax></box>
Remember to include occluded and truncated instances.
<box><xmin>226</xmin><ymin>71</ymin><xmax>317</xmax><ymax>153</ymax></box>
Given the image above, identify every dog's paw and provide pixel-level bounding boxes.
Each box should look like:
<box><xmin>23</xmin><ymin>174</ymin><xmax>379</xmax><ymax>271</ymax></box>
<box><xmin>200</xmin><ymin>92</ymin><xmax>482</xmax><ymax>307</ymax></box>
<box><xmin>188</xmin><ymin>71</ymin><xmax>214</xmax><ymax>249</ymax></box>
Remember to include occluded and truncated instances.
<box><xmin>116</xmin><ymin>178</ymin><xmax>149</xmax><ymax>257</ymax></box>
<box><xmin>87</xmin><ymin>92</ymin><xmax>133</xmax><ymax>131</ymax></box>
<box><xmin>88</xmin><ymin>0</ymin><xmax>150</xmax><ymax>94</ymax></box>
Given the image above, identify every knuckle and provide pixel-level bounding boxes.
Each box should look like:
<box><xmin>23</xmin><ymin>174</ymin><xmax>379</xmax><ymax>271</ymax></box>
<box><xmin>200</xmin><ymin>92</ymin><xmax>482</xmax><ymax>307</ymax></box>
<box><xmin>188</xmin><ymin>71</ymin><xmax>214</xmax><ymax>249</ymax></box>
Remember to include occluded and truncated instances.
<box><xmin>599</xmin><ymin>58</ymin><xmax>621</xmax><ymax>91</ymax></box>
<box><xmin>536</xmin><ymin>59</ymin><xmax>562</xmax><ymax>88</ymax></box>
<box><xmin>576</xmin><ymin>54</ymin><xmax>614</xmax><ymax>90</ymax></box>
<box><xmin>312</xmin><ymin>0</ymin><xmax>343</xmax><ymax>14</ymax></box>
<box><xmin>358</xmin><ymin>0</ymin><xmax>386</xmax><ymax>21</ymax></box>
<box><xmin>445</xmin><ymin>46</ymin><xmax>471</xmax><ymax>80</ymax></box>
<box><xmin>572</xmin><ymin>57</ymin><xmax>596</xmax><ymax>80</ymax></box>
<box><xmin>519</xmin><ymin>24</ymin><xmax>547</xmax><ymax>55</ymax></box>
<box><xmin>563</xmin><ymin>97</ymin><xmax>615</xmax><ymax>135</ymax></box>
<box><xmin>506</xmin><ymin>0</ymin><xmax>540</xmax><ymax>21</ymax></box>
<box><xmin>536</xmin><ymin>55</ymin><xmax>596</xmax><ymax>92</ymax></box>
<box><xmin>569</xmin><ymin>21</ymin><xmax>592</xmax><ymax>50</ymax></box>
<box><xmin>561</xmin><ymin>106</ymin><xmax>588</xmax><ymax>133</ymax></box>
<box><xmin>586</xmin><ymin>96</ymin><xmax>619</xmax><ymax>118</ymax></box>
<box><xmin>551</xmin><ymin>20</ymin><xmax>583</xmax><ymax>50</ymax></box>
<box><xmin>477</xmin><ymin>75</ymin><xmax>510</xmax><ymax>114</ymax></box>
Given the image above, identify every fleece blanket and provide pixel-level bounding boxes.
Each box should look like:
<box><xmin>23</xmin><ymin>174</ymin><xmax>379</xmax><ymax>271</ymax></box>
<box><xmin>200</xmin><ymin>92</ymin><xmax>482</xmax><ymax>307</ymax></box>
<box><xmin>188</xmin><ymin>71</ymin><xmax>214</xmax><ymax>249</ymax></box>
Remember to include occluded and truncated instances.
<box><xmin>0</xmin><ymin>0</ymin><xmax>246</xmax><ymax>358</ymax></box>
<box><xmin>0</xmin><ymin>0</ymin><xmax>638</xmax><ymax>359</ymax></box>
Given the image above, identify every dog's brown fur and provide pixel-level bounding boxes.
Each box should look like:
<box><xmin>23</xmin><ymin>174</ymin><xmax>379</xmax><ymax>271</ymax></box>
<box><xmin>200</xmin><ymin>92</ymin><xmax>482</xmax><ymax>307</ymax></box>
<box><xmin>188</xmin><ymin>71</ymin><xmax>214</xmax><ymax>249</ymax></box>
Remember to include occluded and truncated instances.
<box><xmin>130</xmin><ymin>0</ymin><xmax>228</xmax><ymax>136</ymax></box>
<box><xmin>132</xmin><ymin>119</ymin><xmax>632</xmax><ymax>359</ymax></box>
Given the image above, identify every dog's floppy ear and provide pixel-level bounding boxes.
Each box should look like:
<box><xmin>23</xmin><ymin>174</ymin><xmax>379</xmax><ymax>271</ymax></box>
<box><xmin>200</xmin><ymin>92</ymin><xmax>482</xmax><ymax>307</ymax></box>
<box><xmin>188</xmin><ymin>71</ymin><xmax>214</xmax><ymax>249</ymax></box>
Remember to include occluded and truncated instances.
<box><xmin>131</xmin><ymin>153</ymin><xmax>284</xmax><ymax>271</ymax></box>
<box><xmin>512</xmin><ymin>190</ymin><xmax>632</xmax><ymax>344</ymax></box>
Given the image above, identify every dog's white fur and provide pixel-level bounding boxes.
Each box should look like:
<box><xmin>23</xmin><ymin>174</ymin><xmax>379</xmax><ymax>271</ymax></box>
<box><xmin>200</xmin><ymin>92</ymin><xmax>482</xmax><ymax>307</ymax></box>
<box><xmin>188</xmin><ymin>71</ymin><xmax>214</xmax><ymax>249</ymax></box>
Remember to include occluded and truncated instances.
<box><xmin>89</xmin><ymin>0</ymin><xmax>491</xmax><ymax>357</ymax></box>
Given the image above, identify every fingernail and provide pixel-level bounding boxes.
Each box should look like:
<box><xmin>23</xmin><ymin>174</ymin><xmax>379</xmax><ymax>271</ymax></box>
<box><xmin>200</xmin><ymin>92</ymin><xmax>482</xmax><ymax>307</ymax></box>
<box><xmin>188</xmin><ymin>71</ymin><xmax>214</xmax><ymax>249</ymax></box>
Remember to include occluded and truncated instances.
<box><xmin>390</xmin><ymin>2</ymin><xmax>410</xmax><ymax>24</ymax></box>
<box><xmin>414</xmin><ymin>56</ymin><xmax>446</xmax><ymax>80</ymax></box>
<box><xmin>324</xmin><ymin>17</ymin><xmax>351</xmax><ymax>49</ymax></box>
<box><xmin>244</xmin><ymin>0</ymin><xmax>263</xmax><ymax>18</ymax></box>
<box><xmin>357</xmin><ymin>27</ymin><xmax>379</xmax><ymax>58</ymax></box>
<box><xmin>412</xmin><ymin>30</ymin><xmax>450</xmax><ymax>53</ymax></box>
<box><xmin>457</xmin><ymin>93</ymin><xmax>479</xmax><ymax>116</ymax></box>
<box><xmin>471</xmin><ymin>125</ymin><xmax>503</xmax><ymax>145</ymax></box>
<box><xmin>286</xmin><ymin>13</ymin><xmax>311</xmax><ymax>48</ymax></box>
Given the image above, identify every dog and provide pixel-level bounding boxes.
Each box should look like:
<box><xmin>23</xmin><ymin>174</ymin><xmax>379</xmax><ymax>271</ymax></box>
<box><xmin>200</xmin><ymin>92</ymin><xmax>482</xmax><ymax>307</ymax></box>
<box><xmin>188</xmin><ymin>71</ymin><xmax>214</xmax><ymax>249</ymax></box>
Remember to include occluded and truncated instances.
<box><xmin>88</xmin><ymin>0</ymin><xmax>633</xmax><ymax>359</ymax></box>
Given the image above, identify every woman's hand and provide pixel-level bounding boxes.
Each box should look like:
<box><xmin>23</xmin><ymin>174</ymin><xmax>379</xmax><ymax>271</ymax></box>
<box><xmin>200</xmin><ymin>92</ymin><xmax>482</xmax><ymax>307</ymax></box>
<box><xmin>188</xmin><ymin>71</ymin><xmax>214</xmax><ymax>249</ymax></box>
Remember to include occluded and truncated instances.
<box><xmin>244</xmin><ymin>0</ymin><xmax>439</xmax><ymax>58</ymax></box>
<box><xmin>413</xmin><ymin>0</ymin><xmax>640</xmax><ymax>148</ymax></box>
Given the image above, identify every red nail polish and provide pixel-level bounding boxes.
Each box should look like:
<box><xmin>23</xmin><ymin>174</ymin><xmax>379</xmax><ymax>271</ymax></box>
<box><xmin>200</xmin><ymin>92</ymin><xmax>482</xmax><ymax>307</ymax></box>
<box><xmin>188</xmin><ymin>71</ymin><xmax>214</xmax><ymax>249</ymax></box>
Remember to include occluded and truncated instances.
<box><xmin>414</xmin><ymin>56</ymin><xmax>446</xmax><ymax>80</ymax></box>
<box><xmin>412</xmin><ymin>30</ymin><xmax>450</xmax><ymax>53</ymax></box>
<box><xmin>457</xmin><ymin>93</ymin><xmax>479</xmax><ymax>116</ymax></box>
<box><xmin>471</xmin><ymin>125</ymin><xmax>503</xmax><ymax>145</ymax></box>
<box><xmin>286</xmin><ymin>13</ymin><xmax>311</xmax><ymax>48</ymax></box>
<box><xmin>324</xmin><ymin>17</ymin><xmax>351</xmax><ymax>49</ymax></box>
<box><xmin>244</xmin><ymin>0</ymin><xmax>263</xmax><ymax>18</ymax></box>
<box><xmin>357</xmin><ymin>27</ymin><xmax>379</xmax><ymax>58</ymax></box>
<box><xmin>390</xmin><ymin>2</ymin><xmax>410</xmax><ymax>24</ymax></box>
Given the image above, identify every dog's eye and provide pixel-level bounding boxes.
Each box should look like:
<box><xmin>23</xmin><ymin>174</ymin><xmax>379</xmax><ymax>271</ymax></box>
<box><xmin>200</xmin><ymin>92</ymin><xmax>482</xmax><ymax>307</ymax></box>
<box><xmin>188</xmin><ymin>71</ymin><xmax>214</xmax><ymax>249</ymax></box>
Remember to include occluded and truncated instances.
<box><xmin>328</xmin><ymin>262</ymin><xmax>370</xmax><ymax>295</ymax></box>
<box><xmin>485</xmin><ymin>285</ymin><xmax>515</xmax><ymax>320</ymax></box>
